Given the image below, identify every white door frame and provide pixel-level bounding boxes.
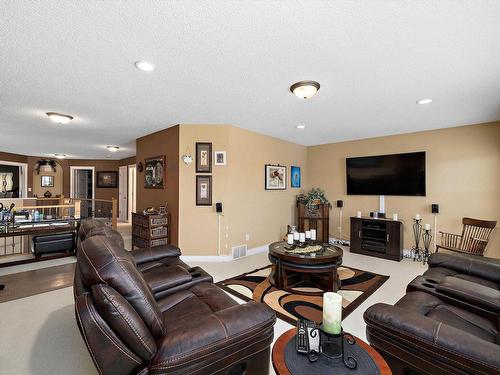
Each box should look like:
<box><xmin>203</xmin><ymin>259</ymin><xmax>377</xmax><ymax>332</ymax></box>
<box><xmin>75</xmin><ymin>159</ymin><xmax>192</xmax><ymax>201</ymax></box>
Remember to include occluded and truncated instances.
<box><xmin>127</xmin><ymin>164</ymin><xmax>137</xmax><ymax>222</ymax></box>
<box><xmin>70</xmin><ymin>166</ymin><xmax>95</xmax><ymax>199</ymax></box>
<box><xmin>118</xmin><ymin>165</ymin><xmax>128</xmax><ymax>222</ymax></box>
<box><xmin>0</xmin><ymin>160</ymin><xmax>28</xmax><ymax>198</ymax></box>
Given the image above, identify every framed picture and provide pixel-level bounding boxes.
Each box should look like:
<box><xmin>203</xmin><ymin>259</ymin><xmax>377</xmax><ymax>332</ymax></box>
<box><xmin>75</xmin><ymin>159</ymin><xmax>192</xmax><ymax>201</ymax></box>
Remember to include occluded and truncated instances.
<box><xmin>290</xmin><ymin>166</ymin><xmax>301</xmax><ymax>188</ymax></box>
<box><xmin>196</xmin><ymin>175</ymin><xmax>212</xmax><ymax>206</ymax></box>
<box><xmin>265</xmin><ymin>164</ymin><xmax>287</xmax><ymax>190</ymax></box>
<box><xmin>41</xmin><ymin>175</ymin><xmax>54</xmax><ymax>187</ymax></box>
<box><xmin>214</xmin><ymin>151</ymin><xmax>226</xmax><ymax>166</ymax></box>
<box><xmin>145</xmin><ymin>156</ymin><xmax>166</xmax><ymax>189</ymax></box>
<box><xmin>196</xmin><ymin>142</ymin><xmax>212</xmax><ymax>173</ymax></box>
<box><xmin>97</xmin><ymin>171</ymin><xmax>118</xmax><ymax>188</ymax></box>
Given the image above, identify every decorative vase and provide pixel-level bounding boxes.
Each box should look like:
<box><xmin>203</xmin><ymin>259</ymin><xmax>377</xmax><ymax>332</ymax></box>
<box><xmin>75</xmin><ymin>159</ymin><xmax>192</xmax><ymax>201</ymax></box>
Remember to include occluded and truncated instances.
<box><xmin>44</xmin><ymin>190</ymin><xmax>52</xmax><ymax>198</ymax></box>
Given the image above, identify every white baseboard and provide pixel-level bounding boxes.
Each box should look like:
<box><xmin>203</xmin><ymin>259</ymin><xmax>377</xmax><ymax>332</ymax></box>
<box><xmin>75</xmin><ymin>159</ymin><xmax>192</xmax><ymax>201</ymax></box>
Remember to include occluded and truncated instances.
<box><xmin>180</xmin><ymin>243</ymin><xmax>270</xmax><ymax>263</ymax></box>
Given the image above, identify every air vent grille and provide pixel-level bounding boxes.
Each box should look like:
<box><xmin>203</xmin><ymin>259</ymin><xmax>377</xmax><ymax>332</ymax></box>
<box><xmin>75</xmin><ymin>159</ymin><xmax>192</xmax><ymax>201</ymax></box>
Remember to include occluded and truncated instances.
<box><xmin>232</xmin><ymin>244</ymin><xmax>247</xmax><ymax>259</ymax></box>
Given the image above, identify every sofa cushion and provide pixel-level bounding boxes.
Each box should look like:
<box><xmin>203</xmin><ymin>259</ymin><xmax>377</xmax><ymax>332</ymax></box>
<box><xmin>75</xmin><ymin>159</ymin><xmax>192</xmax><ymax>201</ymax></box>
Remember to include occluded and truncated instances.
<box><xmin>92</xmin><ymin>284</ymin><xmax>157</xmax><ymax>360</ymax></box>
<box><xmin>142</xmin><ymin>265</ymin><xmax>192</xmax><ymax>294</ymax></box>
<box><xmin>78</xmin><ymin>235</ymin><xmax>164</xmax><ymax>337</ymax></box>
<box><xmin>428</xmin><ymin>253</ymin><xmax>500</xmax><ymax>284</ymax></box>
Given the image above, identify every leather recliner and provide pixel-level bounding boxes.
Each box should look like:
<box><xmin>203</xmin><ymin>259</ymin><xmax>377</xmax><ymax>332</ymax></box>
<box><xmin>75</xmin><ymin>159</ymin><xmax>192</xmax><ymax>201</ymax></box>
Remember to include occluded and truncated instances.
<box><xmin>74</xmin><ymin>233</ymin><xmax>276</xmax><ymax>375</ymax></box>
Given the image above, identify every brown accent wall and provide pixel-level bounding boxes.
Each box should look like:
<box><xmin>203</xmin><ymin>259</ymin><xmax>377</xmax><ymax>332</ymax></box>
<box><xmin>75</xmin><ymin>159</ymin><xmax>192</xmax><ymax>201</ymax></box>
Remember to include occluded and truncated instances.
<box><xmin>0</xmin><ymin>151</ymin><xmax>27</xmax><ymax>163</ymax></box>
<box><xmin>307</xmin><ymin>122</ymin><xmax>500</xmax><ymax>258</ymax></box>
<box><xmin>119</xmin><ymin>156</ymin><xmax>136</xmax><ymax>166</ymax></box>
<box><xmin>136</xmin><ymin>126</ymin><xmax>180</xmax><ymax>245</ymax></box>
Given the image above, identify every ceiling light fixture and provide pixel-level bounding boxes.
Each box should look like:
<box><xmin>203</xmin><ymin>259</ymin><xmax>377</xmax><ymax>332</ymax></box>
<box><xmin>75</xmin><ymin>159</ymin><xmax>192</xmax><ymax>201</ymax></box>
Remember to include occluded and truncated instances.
<box><xmin>46</xmin><ymin>112</ymin><xmax>74</xmax><ymax>124</ymax></box>
<box><xmin>416</xmin><ymin>98</ymin><xmax>433</xmax><ymax>105</ymax></box>
<box><xmin>106</xmin><ymin>146</ymin><xmax>120</xmax><ymax>152</ymax></box>
<box><xmin>296</xmin><ymin>125</ymin><xmax>306</xmax><ymax>129</ymax></box>
<box><xmin>290</xmin><ymin>80</ymin><xmax>320</xmax><ymax>100</ymax></box>
<box><xmin>54</xmin><ymin>154</ymin><xmax>66</xmax><ymax>159</ymax></box>
<box><xmin>134</xmin><ymin>60</ymin><xmax>155</xmax><ymax>72</ymax></box>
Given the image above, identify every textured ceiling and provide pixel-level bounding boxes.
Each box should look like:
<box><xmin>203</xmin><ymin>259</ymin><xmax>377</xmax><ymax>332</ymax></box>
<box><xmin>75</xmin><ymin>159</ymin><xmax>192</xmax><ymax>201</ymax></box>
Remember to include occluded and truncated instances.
<box><xmin>1</xmin><ymin>1</ymin><xmax>499</xmax><ymax>159</ymax></box>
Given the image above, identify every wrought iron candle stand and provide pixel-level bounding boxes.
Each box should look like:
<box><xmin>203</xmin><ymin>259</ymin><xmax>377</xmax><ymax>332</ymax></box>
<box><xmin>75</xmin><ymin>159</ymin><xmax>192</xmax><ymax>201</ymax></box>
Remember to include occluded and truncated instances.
<box><xmin>411</xmin><ymin>218</ymin><xmax>423</xmax><ymax>261</ymax></box>
<box><xmin>422</xmin><ymin>229</ymin><xmax>433</xmax><ymax>265</ymax></box>
<box><xmin>314</xmin><ymin>326</ymin><xmax>357</xmax><ymax>369</ymax></box>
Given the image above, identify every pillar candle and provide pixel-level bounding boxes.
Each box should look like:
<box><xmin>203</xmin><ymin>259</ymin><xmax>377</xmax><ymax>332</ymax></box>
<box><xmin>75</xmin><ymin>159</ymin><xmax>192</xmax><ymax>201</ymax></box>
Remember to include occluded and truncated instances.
<box><xmin>356</xmin><ymin>211</ymin><xmax>362</xmax><ymax>218</ymax></box>
<box><xmin>305</xmin><ymin>230</ymin><xmax>311</xmax><ymax>239</ymax></box>
<box><xmin>287</xmin><ymin>234</ymin><xmax>294</xmax><ymax>245</ymax></box>
<box><xmin>393</xmin><ymin>213</ymin><xmax>398</xmax><ymax>221</ymax></box>
<box><xmin>293</xmin><ymin>232</ymin><xmax>300</xmax><ymax>241</ymax></box>
<box><xmin>415</xmin><ymin>214</ymin><xmax>421</xmax><ymax>220</ymax></box>
<box><xmin>311</xmin><ymin>229</ymin><xmax>317</xmax><ymax>241</ymax></box>
<box><xmin>322</xmin><ymin>292</ymin><xmax>342</xmax><ymax>334</ymax></box>
<box><xmin>424</xmin><ymin>223</ymin><xmax>431</xmax><ymax>230</ymax></box>
<box><xmin>299</xmin><ymin>232</ymin><xmax>306</xmax><ymax>243</ymax></box>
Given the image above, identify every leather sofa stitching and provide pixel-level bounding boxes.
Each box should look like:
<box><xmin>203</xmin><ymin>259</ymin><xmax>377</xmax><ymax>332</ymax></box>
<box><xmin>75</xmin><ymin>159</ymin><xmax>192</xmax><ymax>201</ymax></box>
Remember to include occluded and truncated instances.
<box><xmin>151</xmin><ymin>328</ymin><xmax>273</xmax><ymax>370</ymax></box>
<box><xmin>433</xmin><ymin>322</ymin><xmax>442</xmax><ymax>344</ymax></box>
<box><xmin>85</xmin><ymin>292</ymin><xmax>142</xmax><ymax>364</ymax></box>
<box><xmin>98</xmin><ymin>284</ymin><xmax>156</xmax><ymax>356</ymax></box>
<box><xmin>152</xmin><ymin>318</ymin><xmax>275</xmax><ymax>366</ymax></box>
<box><xmin>80</xmin><ymin>241</ymin><xmax>106</xmax><ymax>284</ymax></box>
<box><xmin>212</xmin><ymin>314</ymin><xmax>229</xmax><ymax>338</ymax></box>
<box><xmin>365</xmin><ymin>315</ymin><xmax>498</xmax><ymax>373</ymax></box>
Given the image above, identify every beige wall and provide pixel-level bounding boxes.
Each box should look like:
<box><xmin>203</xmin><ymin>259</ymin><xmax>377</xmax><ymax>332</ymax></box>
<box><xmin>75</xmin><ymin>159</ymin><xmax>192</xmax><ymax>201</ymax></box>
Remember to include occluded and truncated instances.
<box><xmin>178</xmin><ymin>125</ymin><xmax>308</xmax><ymax>255</ymax></box>
<box><xmin>32</xmin><ymin>161</ymin><xmax>63</xmax><ymax>197</ymax></box>
<box><xmin>307</xmin><ymin>122</ymin><xmax>500</xmax><ymax>258</ymax></box>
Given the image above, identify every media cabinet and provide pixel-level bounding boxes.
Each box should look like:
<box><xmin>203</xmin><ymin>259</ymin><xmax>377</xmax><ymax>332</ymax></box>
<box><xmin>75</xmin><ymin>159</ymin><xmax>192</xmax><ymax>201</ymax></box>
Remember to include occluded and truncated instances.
<box><xmin>350</xmin><ymin>217</ymin><xmax>403</xmax><ymax>261</ymax></box>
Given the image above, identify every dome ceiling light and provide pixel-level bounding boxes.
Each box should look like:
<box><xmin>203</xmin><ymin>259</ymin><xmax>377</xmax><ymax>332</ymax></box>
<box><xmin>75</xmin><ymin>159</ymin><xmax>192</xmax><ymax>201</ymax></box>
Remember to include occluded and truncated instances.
<box><xmin>106</xmin><ymin>146</ymin><xmax>120</xmax><ymax>152</ymax></box>
<box><xmin>134</xmin><ymin>60</ymin><xmax>155</xmax><ymax>72</ymax></box>
<box><xmin>46</xmin><ymin>112</ymin><xmax>74</xmax><ymax>124</ymax></box>
<box><xmin>290</xmin><ymin>80</ymin><xmax>320</xmax><ymax>100</ymax></box>
<box><xmin>54</xmin><ymin>154</ymin><xmax>66</xmax><ymax>159</ymax></box>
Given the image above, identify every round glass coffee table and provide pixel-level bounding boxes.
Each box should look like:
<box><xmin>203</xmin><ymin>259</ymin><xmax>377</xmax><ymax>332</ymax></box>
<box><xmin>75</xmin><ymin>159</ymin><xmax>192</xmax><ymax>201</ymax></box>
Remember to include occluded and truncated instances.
<box><xmin>268</xmin><ymin>241</ymin><xmax>343</xmax><ymax>295</ymax></box>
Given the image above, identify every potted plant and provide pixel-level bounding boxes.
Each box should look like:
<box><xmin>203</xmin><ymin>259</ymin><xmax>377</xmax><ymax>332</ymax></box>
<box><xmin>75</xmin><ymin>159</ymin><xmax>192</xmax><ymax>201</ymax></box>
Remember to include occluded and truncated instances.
<box><xmin>297</xmin><ymin>188</ymin><xmax>331</xmax><ymax>210</ymax></box>
<box><xmin>35</xmin><ymin>159</ymin><xmax>57</xmax><ymax>174</ymax></box>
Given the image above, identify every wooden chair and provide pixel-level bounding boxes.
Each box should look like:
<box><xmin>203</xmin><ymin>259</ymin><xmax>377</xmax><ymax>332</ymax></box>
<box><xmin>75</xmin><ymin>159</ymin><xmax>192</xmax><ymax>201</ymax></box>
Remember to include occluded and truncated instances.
<box><xmin>437</xmin><ymin>217</ymin><xmax>497</xmax><ymax>256</ymax></box>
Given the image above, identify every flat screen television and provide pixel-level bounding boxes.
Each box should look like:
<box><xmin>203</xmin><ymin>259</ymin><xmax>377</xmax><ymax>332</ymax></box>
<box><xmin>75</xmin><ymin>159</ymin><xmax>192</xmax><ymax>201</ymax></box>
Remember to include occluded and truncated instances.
<box><xmin>346</xmin><ymin>152</ymin><xmax>426</xmax><ymax>196</ymax></box>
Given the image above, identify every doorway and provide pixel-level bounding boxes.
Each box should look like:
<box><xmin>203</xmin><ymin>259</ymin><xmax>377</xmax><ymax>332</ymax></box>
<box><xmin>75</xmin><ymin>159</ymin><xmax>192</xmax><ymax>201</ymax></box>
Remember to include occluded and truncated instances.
<box><xmin>127</xmin><ymin>165</ymin><xmax>137</xmax><ymax>222</ymax></box>
<box><xmin>118</xmin><ymin>165</ymin><xmax>128</xmax><ymax>222</ymax></box>
<box><xmin>70</xmin><ymin>167</ymin><xmax>94</xmax><ymax>199</ymax></box>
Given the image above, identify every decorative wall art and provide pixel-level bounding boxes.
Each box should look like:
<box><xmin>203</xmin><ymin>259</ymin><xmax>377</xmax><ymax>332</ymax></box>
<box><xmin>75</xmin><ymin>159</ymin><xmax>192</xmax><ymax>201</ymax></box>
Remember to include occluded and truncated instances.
<box><xmin>144</xmin><ymin>156</ymin><xmax>166</xmax><ymax>189</ymax></box>
<box><xmin>97</xmin><ymin>171</ymin><xmax>118</xmax><ymax>188</ymax></box>
<box><xmin>290</xmin><ymin>166</ymin><xmax>301</xmax><ymax>188</ymax></box>
<box><xmin>196</xmin><ymin>142</ymin><xmax>212</xmax><ymax>173</ymax></box>
<box><xmin>196</xmin><ymin>175</ymin><xmax>212</xmax><ymax>206</ymax></box>
<box><xmin>41</xmin><ymin>175</ymin><xmax>54</xmax><ymax>187</ymax></box>
<box><xmin>265</xmin><ymin>164</ymin><xmax>287</xmax><ymax>190</ymax></box>
<box><xmin>214</xmin><ymin>151</ymin><xmax>226</xmax><ymax>166</ymax></box>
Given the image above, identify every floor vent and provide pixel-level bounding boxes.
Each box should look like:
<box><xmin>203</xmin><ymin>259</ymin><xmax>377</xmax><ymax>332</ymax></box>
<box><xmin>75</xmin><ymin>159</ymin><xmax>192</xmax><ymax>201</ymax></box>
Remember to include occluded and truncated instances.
<box><xmin>232</xmin><ymin>244</ymin><xmax>247</xmax><ymax>260</ymax></box>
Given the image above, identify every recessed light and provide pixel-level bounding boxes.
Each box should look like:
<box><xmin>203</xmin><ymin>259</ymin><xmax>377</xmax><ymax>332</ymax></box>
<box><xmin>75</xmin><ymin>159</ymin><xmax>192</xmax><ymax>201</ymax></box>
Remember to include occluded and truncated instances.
<box><xmin>54</xmin><ymin>154</ymin><xmax>66</xmax><ymax>159</ymax></box>
<box><xmin>290</xmin><ymin>81</ymin><xmax>320</xmax><ymax>100</ymax></box>
<box><xmin>296</xmin><ymin>125</ymin><xmax>306</xmax><ymax>129</ymax></box>
<box><xmin>46</xmin><ymin>112</ymin><xmax>74</xmax><ymax>124</ymax></box>
<box><xmin>106</xmin><ymin>146</ymin><xmax>120</xmax><ymax>152</ymax></box>
<box><xmin>134</xmin><ymin>60</ymin><xmax>155</xmax><ymax>72</ymax></box>
<box><xmin>416</xmin><ymin>98</ymin><xmax>432</xmax><ymax>105</ymax></box>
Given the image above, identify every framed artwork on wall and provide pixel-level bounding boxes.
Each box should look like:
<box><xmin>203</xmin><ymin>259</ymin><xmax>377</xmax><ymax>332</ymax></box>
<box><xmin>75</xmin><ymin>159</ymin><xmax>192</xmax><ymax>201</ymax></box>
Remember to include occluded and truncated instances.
<box><xmin>290</xmin><ymin>166</ymin><xmax>301</xmax><ymax>188</ymax></box>
<box><xmin>97</xmin><ymin>171</ymin><xmax>118</xmax><ymax>188</ymax></box>
<box><xmin>144</xmin><ymin>156</ymin><xmax>165</xmax><ymax>189</ymax></box>
<box><xmin>196</xmin><ymin>175</ymin><xmax>212</xmax><ymax>206</ymax></box>
<box><xmin>41</xmin><ymin>175</ymin><xmax>54</xmax><ymax>187</ymax></box>
<box><xmin>214</xmin><ymin>151</ymin><xmax>226</xmax><ymax>166</ymax></box>
<box><xmin>265</xmin><ymin>164</ymin><xmax>287</xmax><ymax>190</ymax></box>
<box><xmin>196</xmin><ymin>142</ymin><xmax>212</xmax><ymax>173</ymax></box>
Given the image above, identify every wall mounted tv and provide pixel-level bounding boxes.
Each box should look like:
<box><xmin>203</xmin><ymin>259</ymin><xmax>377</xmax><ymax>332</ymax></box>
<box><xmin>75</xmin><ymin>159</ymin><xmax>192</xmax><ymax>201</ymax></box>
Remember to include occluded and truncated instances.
<box><xmin>346</xmin><ymin>151</ymin><xmax>426</xmax><ymax>196</ymax></box>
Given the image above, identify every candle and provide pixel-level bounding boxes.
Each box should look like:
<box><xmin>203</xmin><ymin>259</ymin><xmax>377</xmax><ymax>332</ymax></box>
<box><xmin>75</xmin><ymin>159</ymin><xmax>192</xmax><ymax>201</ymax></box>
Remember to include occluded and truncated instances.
<box><xmin>299</xmin><ymin>232</ymin><xmax>306</xmax><ymax>243</ymax></box>
<box><xmin>322</xmin><ymin>292</ymin><xmax>342</xmax><ymax>334</ymax></box>
<box><xmin>356</xmin><ymin>211</ymin><xmax>362</xmax><ymax>218</ymax></box>
<box><xmin>305</xmin><ymin>230</ymin><xmax>311</xmax><ymax>239</ymax></box>
<box><xmin>311</xmin><ymin>229</ymin><xmax>317</xmax><ymax>240</ymax></box>
<box><xmin>393</xmin><ymin>213</ymin><xmax>398</xmax><ymax>221</ymax></box>
<box><xmin>287</xmin><ymin>233</ymin><xmax>294</xmax><ymax>245</ymax></box>
<box><xmin>424</xmin><ymin>223</ymin><xmax>431</xmax><ymax>230</ymax></box>
<box><xmin>415</xmin><ymin>214</ymin><xmax>421</xmax><ymax>220</ymax></box>
<box><xmin>293</xmin><ymin>232</ymin><xmax>300</xmax><ymax>241</ymax></box>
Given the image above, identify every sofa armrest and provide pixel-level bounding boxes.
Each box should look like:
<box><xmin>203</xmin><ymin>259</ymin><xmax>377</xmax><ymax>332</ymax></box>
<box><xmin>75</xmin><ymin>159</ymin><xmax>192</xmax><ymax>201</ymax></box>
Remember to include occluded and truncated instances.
<box><xmin>428</xmin><ymin>252</ymin><xmax>500</xmax><ymax>284</ymax></box>
<box><xmin>364</xmin><ymin>302</ymin><xmax>500</xmax><ymax>374</ymax></box>
<box><xmin>151</xmin><ymin>302</ymin><xmax>276</xmax><ymax>370</ymax></box>
<box><xmin>437</xmin><ymin>276</ymin><xmax>500</xmax><ymax>312</ymax></box>
<box><xmin>131</xmin><ymin>245</ymin><xmax>181</xmax><ymax>265</ymax></box>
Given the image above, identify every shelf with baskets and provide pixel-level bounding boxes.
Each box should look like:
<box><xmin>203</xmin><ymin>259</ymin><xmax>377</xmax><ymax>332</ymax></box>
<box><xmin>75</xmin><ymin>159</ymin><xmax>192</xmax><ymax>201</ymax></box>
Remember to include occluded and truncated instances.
<box><xmin>132</xmin><ymin>212</ymin><xmax>169</xmax><ymax>249</ymax></box>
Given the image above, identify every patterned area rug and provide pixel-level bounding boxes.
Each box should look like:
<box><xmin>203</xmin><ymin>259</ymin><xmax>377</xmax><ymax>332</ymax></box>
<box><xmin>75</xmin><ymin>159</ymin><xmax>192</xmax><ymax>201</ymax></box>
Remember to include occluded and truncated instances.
<box><xmin>217</xmin><ymin>265</ymin><xmax>388</xmax><ymax>325</ymax></box>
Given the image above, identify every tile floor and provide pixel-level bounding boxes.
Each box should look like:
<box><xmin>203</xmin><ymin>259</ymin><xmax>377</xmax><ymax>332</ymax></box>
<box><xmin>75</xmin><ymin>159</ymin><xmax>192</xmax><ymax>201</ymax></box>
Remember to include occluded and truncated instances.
<box><xmin>0</xmin><ymin>224</ymin><xmax>426</xmax><ymax>375</ymax></box>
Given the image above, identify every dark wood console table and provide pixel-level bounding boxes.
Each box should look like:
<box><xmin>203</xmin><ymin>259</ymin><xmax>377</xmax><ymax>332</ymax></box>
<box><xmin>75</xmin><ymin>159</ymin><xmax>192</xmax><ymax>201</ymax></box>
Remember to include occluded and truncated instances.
<box><xmin>350</xmin><ymin>217</ymin><xmax>403</xmax><ymax>261</ymax></box>
<box><xmin>297</xmin><ymin>203</ymin><xmax>329</xmax><ymax>243</ymax></box>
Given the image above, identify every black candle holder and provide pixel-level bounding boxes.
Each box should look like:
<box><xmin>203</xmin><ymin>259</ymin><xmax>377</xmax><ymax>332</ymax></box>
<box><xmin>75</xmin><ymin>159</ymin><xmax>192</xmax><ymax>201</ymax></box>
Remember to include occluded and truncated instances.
<box><xmin>411</xmin><ymin>218</ymin><xmax>423</xmax><ymax>262</ymax></box>
<box><xmin>422</xmin><ymin>229</ymin><xmax>433</xmax><ymax>265</ymax></box>
<box><xmin>318</xmin><ymin>325</ymin><xmax>357</xmax><ymax>369</ymax></box>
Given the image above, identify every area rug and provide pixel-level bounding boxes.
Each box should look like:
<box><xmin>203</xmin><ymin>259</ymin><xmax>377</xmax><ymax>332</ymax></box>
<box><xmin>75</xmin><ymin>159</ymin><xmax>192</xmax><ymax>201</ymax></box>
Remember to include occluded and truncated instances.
<box><xmin>217</xmin><ymin>265</ymin><xmax>389</xmax><ymax>325</ymax></box>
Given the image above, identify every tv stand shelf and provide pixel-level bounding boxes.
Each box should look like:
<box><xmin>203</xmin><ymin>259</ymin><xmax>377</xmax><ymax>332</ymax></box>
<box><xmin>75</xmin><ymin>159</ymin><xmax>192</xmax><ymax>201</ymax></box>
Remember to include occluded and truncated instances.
<box><xmin>350</xmin><ymin>217</ymin><xmax>403</xmax><ymax>261</ymax></box>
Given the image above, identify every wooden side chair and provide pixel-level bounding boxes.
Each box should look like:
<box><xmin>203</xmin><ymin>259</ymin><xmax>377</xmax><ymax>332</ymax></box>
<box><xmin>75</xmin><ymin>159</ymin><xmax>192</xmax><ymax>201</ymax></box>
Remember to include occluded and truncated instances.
<box><xmin>437</xmin><ymin>217</ymin><xmax>497</xmax><ymax>256</ymax></box>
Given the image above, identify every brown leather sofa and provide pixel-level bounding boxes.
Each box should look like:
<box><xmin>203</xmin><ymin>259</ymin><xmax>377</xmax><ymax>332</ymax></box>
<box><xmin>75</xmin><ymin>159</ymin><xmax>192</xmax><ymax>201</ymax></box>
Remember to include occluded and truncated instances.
<box><xmin>74</xmin><ymin>220</ymin><xmax>276</xmax><ymax>375</ymax></box>
<box><xmin>364</xmin><ymin>252</ymin><xmax>500</xmax><ymax>375</ymax></box>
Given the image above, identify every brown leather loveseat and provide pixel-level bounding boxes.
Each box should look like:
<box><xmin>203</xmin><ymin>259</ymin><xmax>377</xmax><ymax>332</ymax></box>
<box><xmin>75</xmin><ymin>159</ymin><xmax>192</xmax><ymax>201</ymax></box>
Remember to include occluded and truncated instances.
<box><xmin>74</xmin><ymin>220</ymin><xmax>276</xmax><ymax>375</ymax></box>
